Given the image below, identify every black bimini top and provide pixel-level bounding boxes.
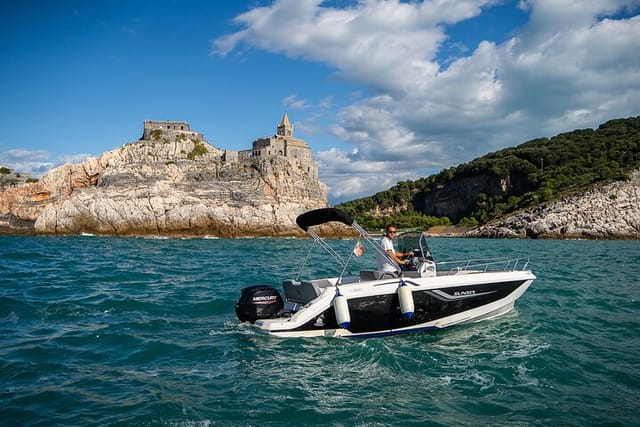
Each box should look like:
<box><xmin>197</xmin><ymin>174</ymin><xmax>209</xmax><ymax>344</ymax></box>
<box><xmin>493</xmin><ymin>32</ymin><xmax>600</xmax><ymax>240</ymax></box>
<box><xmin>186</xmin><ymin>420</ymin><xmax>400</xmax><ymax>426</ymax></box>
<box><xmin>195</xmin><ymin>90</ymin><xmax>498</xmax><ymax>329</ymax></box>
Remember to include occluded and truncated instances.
<box><xmin>295</xmin><ymin>208</ymin><xmax>354</xmax><ymax>231</ymax></box>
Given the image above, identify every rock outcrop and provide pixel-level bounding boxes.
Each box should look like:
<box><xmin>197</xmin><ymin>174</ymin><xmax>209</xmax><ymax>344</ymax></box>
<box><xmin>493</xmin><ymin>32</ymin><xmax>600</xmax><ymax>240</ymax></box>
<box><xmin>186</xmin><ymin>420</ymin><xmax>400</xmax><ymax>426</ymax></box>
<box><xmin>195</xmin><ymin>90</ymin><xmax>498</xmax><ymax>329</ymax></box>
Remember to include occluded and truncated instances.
<box><xmin>0</xmin><ymin>132</ymin><xmax>329</xmax><ymax>237</ymax></box>
<box><xmin>420</xmin><ymin>172</ymin><xmax>526</xmax><ymax>223</ymax></box>
<box><xmin>466</xmin><ymin>169</ymin><xmax>640</xmax><ymax>239</ymax></box>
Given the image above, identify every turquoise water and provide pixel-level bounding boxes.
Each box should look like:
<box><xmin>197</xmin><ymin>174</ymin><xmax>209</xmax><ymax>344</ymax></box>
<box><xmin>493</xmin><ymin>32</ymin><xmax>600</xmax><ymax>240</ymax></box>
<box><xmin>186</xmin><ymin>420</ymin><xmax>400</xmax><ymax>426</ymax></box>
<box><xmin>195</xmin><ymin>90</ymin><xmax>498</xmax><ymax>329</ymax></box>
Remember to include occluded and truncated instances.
<box><xmin>1</xmin><ymin>236</ymin><xmax>639</xmax><ymax>426</ymax></box>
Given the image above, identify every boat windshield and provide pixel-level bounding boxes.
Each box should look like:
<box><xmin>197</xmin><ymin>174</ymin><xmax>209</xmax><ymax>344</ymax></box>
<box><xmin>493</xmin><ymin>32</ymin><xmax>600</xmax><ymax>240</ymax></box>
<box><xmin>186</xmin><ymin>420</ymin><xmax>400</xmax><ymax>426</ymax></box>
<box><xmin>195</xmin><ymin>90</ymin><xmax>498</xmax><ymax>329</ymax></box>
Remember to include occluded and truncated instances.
<box><xmin>395</xmin><ymin>231</ymin><xmax>433</xmax><ymax>261</ymax></box>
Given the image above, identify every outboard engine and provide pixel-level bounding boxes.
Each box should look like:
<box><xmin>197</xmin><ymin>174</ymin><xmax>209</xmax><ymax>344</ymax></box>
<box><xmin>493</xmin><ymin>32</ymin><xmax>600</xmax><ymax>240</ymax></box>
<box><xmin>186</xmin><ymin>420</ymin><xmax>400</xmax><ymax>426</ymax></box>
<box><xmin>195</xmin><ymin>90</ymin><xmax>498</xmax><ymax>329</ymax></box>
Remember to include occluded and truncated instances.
<box><xmin>235</xmin><ymin>285</ymin><xmax>284</xmax><ymax>323</ymax></box>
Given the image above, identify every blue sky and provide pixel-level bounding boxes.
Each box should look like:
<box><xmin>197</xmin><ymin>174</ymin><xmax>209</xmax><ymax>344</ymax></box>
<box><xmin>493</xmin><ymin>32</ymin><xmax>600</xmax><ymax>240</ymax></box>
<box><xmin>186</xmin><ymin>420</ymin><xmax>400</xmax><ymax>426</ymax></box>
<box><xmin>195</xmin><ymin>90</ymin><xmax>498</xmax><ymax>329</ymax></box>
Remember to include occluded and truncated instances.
<box><xmin>1</xmin><ymin>0</ymin><xmax>639</xmax><ymax>204</ymax></box>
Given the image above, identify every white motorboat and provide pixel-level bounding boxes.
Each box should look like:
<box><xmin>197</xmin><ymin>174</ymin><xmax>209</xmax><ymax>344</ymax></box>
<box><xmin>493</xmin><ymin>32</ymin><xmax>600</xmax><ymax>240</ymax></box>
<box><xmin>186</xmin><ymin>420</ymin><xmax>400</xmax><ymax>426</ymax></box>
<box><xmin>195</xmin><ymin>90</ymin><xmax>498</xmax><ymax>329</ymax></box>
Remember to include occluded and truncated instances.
<box><xmin>235</xmin><ymin>208</ymin><xmax>536</xmax><ymax>338</ymax></box>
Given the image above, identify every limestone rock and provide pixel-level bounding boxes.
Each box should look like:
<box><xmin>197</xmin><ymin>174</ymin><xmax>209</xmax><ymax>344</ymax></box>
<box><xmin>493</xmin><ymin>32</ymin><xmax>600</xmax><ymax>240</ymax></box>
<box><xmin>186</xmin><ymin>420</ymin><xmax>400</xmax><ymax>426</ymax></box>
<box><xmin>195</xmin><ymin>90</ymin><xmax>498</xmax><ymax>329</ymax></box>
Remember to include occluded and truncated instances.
<box><xmin>466</xmin><ymin>169</ymin><xmax>640</xmax><ymax>239</ymax></box>
<box><xmin>1</xmin><ymin>132</ymin><xmax>328</xmax><ymax>237</ymax></box>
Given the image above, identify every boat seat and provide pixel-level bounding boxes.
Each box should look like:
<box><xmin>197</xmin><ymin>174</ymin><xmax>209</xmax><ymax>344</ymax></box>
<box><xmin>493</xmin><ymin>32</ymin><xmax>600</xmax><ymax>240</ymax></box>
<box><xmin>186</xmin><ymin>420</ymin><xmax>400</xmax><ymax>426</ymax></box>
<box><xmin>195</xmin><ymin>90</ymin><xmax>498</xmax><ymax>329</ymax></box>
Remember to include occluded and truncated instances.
<box><xmin>359</xmin><ymin>270</ymin><xmax>397</xmax><ymax>280</ymax></box>
<box><xmin>282</xmin><ymin>279</ymin><xmax>331</xmax><ymax>304</ymax></box>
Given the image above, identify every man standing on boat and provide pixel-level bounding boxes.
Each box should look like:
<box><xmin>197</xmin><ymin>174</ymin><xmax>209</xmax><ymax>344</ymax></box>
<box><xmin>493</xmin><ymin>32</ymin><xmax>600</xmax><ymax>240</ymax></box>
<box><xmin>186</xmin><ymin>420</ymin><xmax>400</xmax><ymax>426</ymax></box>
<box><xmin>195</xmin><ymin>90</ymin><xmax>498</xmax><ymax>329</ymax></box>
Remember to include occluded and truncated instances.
<box><xmin>377</xmin><ymin>225</ymin><xmax>410</xmax><ymax>276</ymax></box>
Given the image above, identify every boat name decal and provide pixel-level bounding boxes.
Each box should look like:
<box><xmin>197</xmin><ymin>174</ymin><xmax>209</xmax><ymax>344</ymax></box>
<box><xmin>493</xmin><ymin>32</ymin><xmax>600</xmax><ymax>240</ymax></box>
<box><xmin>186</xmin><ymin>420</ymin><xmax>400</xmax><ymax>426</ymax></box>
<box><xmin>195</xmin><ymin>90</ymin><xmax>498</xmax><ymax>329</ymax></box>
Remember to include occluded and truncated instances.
<box><xmin>428</xmin><ymin>289</ymin><xmax>495</xmax><ymax>301</ymax></box>
<box><xmin>453</xmin><ymin>290</ymin><xmax>475</xmax><ymax>296</ymax></box>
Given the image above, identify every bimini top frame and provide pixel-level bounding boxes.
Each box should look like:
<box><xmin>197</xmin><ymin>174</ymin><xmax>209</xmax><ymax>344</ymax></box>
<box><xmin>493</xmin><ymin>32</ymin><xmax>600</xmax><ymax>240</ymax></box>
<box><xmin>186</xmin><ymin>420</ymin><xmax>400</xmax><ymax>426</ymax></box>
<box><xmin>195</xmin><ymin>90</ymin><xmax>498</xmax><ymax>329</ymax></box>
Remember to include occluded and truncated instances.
<box><xmin>295</xmin><ymin>208</ymin><xmax>400</xmax><ymax>283</ymax></box>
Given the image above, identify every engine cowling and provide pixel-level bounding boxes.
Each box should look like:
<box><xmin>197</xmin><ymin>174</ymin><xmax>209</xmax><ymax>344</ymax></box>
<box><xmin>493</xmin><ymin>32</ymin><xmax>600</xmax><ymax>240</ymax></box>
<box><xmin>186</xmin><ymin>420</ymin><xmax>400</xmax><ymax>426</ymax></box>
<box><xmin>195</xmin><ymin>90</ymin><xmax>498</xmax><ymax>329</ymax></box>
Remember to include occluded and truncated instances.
<box><xmin>235</xmin><ymin>285</ymin><xmax>284</xmax><ymax>323</ymax></box>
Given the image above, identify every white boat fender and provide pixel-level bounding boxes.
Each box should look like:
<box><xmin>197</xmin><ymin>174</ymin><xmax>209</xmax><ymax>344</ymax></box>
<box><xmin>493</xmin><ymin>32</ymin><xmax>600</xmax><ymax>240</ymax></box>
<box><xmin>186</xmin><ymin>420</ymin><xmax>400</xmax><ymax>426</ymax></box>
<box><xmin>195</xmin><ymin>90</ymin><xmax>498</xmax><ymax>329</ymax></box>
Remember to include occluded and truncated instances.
<box><xmin>333</xmin><ymin>289</ymin><xmax>350</xmax><ymax>329</ymax></box>
<box><xmin>398</xmin><ymin>280</ymin><xmax>414</xmax><ymax>319</ymax></box>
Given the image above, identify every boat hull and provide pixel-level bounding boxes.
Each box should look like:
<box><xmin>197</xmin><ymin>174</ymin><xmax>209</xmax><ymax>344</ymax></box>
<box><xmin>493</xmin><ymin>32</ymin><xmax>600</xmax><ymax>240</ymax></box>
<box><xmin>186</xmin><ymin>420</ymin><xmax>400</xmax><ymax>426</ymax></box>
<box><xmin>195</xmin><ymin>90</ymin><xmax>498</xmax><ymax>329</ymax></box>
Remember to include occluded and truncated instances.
<box><xmin>253</xmin><ymin>270</ymin><xmax>535</xmax><ymax>338</ymax></box>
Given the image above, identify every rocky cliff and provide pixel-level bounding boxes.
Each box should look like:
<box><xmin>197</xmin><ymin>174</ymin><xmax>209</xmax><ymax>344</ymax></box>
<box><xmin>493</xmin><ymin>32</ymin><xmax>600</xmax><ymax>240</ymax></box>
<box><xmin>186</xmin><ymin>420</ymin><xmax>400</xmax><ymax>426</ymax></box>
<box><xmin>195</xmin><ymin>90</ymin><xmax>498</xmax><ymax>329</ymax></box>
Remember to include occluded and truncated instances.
<box><xmin>0</xmin><ymin>136</ymin><xmax>329</xmax><ymax>237</ymax></box>
<box><xmin>466</xmin><ymin>169</ymin><xmax>640</xmax><ymax>239</ymax></box>
<box><xmin>420</xmin><ymin>172</ymin><xmax>521</xmax><ymax>223</ymax></box>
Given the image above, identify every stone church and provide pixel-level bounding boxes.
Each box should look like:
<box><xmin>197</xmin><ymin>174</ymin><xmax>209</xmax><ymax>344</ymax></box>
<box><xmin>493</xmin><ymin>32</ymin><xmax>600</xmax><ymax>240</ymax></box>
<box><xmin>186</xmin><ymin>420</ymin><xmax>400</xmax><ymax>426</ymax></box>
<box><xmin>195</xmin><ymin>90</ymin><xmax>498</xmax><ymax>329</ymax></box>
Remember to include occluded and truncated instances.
<box><xmin>142</xmin><ymin>113</ymin><xmax>318</xmax><ymax>180</ymax></box>
<box><xmin>247</xmin><ymin>113</ymin><xmax>312</xmax><ymax>164</ymax></box>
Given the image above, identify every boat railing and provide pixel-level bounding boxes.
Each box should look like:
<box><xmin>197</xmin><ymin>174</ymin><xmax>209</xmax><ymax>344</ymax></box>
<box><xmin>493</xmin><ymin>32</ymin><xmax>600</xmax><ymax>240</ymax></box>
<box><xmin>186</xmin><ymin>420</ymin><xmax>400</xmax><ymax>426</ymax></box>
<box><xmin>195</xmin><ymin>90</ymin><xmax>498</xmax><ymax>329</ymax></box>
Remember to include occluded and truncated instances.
<box><xmin>437</xmin><ymin>257</ymin><xmax>531</xmax><ymax>274</ymax></box>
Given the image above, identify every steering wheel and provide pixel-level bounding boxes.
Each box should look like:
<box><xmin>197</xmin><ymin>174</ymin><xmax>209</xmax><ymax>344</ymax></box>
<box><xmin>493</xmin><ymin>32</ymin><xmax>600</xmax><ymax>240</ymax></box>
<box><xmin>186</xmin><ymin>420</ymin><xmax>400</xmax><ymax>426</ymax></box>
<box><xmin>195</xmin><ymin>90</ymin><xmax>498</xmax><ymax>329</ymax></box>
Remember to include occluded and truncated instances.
<box><xmin>400</xmin><ymin>255</ymin><xmax>418</xmax><ymax>271</ymax></box>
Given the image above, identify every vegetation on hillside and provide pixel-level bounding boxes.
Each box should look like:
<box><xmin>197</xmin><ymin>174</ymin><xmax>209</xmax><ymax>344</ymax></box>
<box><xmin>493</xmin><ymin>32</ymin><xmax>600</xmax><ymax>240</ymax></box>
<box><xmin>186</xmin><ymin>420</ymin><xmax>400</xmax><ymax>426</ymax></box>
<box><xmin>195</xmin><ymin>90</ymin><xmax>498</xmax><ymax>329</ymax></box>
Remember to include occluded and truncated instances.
<box><xmin>187</xmin><ymin>141</ymin><xmax>208</xmax><ymax>160</ymax></box>
<box><xmin>0</xmin><ymin>166</ymin><xmax>39</xmax><ymax>189</ymax></box>
<box><xmin>337</xmin><ymin>117</ymin><xmax>640</xmax><ymax>230</ymax></box>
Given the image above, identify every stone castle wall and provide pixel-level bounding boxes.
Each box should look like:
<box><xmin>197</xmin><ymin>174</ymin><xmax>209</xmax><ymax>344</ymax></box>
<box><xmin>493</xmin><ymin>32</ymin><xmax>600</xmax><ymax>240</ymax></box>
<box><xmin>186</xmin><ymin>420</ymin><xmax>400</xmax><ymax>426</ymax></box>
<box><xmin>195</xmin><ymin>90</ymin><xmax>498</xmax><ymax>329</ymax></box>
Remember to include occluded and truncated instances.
<box><xmin>142</xmin><ymin>120</ymin><xmax>204</xmax><ymax>141</ymax></box>
<box><xmin>142</xmin><ymin>116</ymin><xmax>315</xmax><ymax>175</ymax></box>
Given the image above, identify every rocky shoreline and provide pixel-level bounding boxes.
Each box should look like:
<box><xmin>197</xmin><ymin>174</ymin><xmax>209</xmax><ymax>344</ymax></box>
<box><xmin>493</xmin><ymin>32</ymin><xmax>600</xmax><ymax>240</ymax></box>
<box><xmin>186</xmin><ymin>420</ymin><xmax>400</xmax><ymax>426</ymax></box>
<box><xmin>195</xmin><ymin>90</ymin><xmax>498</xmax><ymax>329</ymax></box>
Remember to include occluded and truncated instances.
<box><xmin>464</xmin><ymin>169</ymin><xmax>640</xmax><ymax>240</ymax></box>
<box><xmin>424</xmin><ymin>225</ymin><xmax>474</xmax><ymax>238</ymax></box>
<box><xmin>3</xmin><ymin>166</ymin><xmax>639</xmax><ymax>240</ymax></box>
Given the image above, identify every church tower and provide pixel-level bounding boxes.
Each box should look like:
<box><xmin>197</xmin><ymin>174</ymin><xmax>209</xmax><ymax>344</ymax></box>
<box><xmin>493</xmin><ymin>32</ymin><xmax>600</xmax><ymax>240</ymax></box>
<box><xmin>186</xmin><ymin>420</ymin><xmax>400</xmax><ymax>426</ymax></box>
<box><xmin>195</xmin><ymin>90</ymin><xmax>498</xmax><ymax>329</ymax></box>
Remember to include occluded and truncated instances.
<box><xmin>277</xmin><ymin>112</ymin><xmax>294</xmax><ymax>137</ymax></box>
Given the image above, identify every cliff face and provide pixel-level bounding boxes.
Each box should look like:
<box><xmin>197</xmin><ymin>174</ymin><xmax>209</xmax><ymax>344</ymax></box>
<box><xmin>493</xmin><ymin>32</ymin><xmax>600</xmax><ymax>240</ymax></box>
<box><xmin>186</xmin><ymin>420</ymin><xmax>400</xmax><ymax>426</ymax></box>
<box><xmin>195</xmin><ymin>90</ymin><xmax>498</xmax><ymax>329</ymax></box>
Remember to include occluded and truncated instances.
<box><xmin>466</xmin><ymin>169</ymin><xmax>640</xmax><ymax>239</ymax></box>
<box><xmin>0</xmin><ymin>137</ymin><xmax>328</xmax><ymax>237</ymax></box>
<box><xmin>420</xmin><ymin>173</ymin><xmax>516</xmax><ymax>222</ymax></box>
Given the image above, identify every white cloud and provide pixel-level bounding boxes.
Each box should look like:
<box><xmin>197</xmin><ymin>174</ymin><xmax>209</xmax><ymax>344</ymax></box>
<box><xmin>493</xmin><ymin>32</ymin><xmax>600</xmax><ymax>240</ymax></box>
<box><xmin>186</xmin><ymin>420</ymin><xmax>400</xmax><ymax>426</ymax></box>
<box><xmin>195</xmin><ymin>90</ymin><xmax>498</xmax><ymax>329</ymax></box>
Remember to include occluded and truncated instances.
<box><xmin>280</xmin><ymin>94</ymin><xmax>336</xmax><ymax>135</ymax></box>
<box><xmin>0</xmin><ymin>150</ymin><xmax>53</xmax><ymax>177</ymax></box>
<box><xmin>5</xmin><ymin>149</ymin><xmax>50</xmax><ymax>161</ymax></box>
<box><xmin>0</xmin><ymin>150</ymin><xmax>93</xmax><ymax>177</ymax></box>
<box><xmin>214</xmin><ymin>0</ymin><xmax>640</xmax><ymax>203</ymax></box>
<box><xmin>282</xmin><ymin>94</ymin><xmax>310</xmax><ymax>109</ymax></box>
<box><xmin>314</xmin><ymin>147</ymin><xmax>417</xmax><ymax>200</ymax></box>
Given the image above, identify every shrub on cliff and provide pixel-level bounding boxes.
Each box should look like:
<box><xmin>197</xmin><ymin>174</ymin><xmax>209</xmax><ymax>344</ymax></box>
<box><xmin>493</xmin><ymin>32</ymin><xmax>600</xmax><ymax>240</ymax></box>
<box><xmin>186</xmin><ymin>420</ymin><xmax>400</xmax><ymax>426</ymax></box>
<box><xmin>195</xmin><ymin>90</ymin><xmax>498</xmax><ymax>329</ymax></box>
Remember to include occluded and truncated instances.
<box><xmin>187</xmin><ymin>141</ymin><xmax>208</xmax><ymax>160</ymax></box>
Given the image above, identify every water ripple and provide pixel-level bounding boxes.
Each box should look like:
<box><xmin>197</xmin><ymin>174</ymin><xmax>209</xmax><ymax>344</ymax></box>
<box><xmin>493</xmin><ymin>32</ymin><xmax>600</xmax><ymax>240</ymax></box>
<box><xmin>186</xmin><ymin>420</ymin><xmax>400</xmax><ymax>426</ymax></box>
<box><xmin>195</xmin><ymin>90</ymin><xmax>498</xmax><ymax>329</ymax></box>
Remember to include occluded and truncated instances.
<box><xmin>1</xmin><ymin>236</ymin><xmax>639</xmax><ymax>425</ymax></box>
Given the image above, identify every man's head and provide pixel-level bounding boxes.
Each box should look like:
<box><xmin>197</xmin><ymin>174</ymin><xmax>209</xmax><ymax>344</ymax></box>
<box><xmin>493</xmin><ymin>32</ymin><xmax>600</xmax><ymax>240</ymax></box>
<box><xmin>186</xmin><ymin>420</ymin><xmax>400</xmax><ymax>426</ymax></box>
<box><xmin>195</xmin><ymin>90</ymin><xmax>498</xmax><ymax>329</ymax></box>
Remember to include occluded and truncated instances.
<box><xmin>385</xmin><ymin>225</ymin><xmax>397</xmax><ymax>238</ymax></box>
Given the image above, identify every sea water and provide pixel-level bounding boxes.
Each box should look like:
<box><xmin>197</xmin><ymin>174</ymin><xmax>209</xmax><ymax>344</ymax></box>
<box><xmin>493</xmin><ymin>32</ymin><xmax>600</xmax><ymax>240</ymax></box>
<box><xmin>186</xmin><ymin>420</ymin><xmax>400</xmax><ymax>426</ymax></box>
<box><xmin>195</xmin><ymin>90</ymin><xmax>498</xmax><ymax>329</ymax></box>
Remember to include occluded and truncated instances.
<box><xmin>1</xmin><ymin>236</ymin><xmax>638</xmax><ymax>426</ymax></box>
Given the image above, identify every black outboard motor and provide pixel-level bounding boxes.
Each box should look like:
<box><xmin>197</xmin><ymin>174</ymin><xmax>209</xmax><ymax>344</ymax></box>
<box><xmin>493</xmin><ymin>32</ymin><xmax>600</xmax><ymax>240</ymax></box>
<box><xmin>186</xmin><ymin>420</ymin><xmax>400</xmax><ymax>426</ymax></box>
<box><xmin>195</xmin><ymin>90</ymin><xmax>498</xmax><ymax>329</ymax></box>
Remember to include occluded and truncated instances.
<box><xmin>235</xmin><ymin>285</ymin><xmax>284</xmax><ymax>323</ymax></box>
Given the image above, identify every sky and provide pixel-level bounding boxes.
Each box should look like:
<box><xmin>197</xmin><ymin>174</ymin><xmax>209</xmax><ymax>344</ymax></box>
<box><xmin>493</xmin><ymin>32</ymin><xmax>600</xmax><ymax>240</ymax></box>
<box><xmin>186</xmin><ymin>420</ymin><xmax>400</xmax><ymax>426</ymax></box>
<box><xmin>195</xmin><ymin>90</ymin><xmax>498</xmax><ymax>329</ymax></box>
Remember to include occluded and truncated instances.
<box><xmin>1</xmin><ymin>0</ymin><xmax>639</xmax><ymax>204</ymax></box>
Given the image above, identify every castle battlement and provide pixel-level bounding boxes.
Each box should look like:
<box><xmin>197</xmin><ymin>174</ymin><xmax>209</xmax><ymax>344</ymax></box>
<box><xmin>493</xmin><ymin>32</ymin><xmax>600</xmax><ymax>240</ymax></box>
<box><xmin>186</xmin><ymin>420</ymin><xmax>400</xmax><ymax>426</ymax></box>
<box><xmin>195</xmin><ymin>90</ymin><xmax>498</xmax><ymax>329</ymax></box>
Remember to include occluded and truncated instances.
<box><xmin>142</xmin><ymin>120</ymin><xmax>204</xmax><ymax>140</ymax></box>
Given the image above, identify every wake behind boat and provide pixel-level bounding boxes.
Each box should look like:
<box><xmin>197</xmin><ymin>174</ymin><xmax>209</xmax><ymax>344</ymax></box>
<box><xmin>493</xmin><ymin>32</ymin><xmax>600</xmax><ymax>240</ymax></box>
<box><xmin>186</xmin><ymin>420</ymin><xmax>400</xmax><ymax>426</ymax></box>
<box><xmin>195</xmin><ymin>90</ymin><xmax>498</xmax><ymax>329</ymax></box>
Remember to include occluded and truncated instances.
<box><xmin>235</xmin><ymin>208</ymin><xmax>536</xmax><ymax>338</ymax></box>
